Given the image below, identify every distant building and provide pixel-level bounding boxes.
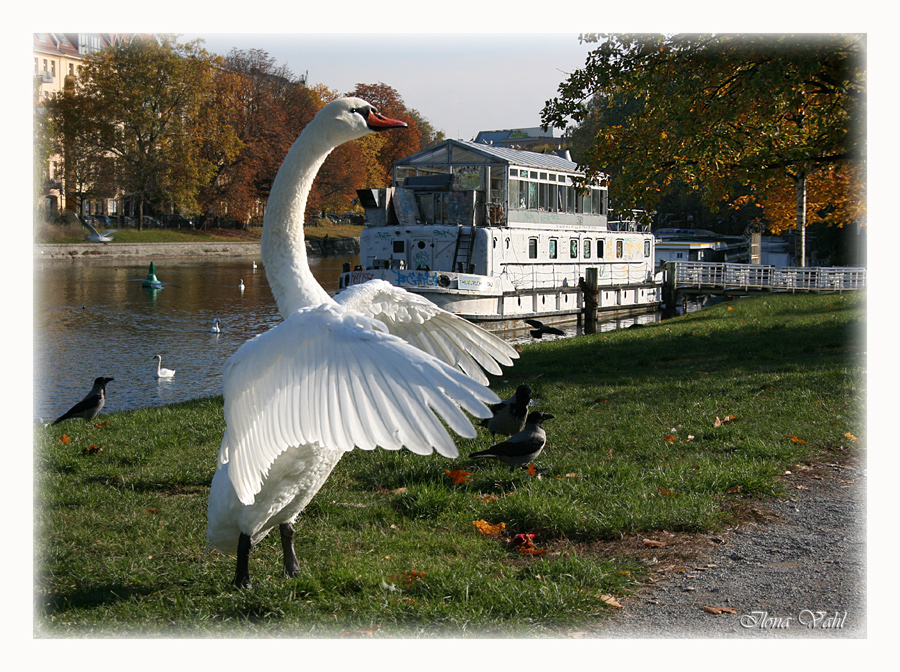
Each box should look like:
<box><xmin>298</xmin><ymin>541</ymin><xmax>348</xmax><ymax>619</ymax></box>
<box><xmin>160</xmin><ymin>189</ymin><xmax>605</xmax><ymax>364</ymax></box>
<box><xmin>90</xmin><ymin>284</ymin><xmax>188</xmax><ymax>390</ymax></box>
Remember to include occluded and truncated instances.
<box><xmin>472</xmin><ymin>127</ymin><xmax>566</xmax><ymax>152</ymax></box>
<box><xmin>654</xmin><ymin>227</ymin><xmax>798</xmax><ymax>267</ymax></box>
<box><xmin>33</xmin><ymin>33</ymin><xmax>151</xmax><ymax>102</ymax></box>
<box><xmin>34</xmin><ymin>33</ymin><xmax>152</xmax><ymax>218</ymax></box>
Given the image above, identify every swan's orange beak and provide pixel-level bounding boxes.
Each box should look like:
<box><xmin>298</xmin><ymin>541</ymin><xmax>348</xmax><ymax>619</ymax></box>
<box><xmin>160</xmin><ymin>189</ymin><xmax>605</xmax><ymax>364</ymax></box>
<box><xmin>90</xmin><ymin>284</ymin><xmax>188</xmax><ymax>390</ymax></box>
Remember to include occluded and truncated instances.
<box><xmin>367</xmin><ymin>110</ymin><xmax>408</xmax><ymax>131</ymax></box>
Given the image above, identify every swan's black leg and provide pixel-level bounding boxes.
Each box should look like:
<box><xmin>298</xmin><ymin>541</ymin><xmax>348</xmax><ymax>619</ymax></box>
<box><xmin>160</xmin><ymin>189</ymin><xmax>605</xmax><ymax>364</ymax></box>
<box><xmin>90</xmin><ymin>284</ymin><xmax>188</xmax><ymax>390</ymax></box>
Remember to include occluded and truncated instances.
<box><xmin>280</xmin><ymin>523</ymin><xmax>301</xmax><ymax>578</ymax></box>
<box><xmin>233</xmin><ymin>532</ymin><xmax>253</xmax><ymax>589</ymax></box>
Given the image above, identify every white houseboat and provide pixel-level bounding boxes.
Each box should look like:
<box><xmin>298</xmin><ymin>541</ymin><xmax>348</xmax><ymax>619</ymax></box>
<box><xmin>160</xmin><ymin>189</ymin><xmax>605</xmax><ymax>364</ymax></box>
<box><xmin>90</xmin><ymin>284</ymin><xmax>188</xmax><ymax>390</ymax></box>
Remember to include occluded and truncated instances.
<box><xmin>338</xmin><ymin>140</ymin><xmax>662</xmax><ymax>331</ymax></box>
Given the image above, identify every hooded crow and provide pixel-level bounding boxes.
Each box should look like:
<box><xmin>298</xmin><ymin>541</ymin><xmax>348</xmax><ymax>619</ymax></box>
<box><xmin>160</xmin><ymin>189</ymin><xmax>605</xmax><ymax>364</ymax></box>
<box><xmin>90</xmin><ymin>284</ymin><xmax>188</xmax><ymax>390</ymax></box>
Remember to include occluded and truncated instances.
<box><xmin>52</xmin><ymin>377</ymin><xmax>114</xmax><ymax>425</ymax></box>
<box><xmin>481</xmin><ymin>384</ymin><xmax>532</xmax><ymax>436</ymax></box>
<box><xmin>524</xmin><ymin>319</ymin><xmax>565</xmax><ymax>339</ymax></box>
<box><xmin>470</xmin><ymin>411</ymin><xmax>554</xmax><ymax>467</ymax></box>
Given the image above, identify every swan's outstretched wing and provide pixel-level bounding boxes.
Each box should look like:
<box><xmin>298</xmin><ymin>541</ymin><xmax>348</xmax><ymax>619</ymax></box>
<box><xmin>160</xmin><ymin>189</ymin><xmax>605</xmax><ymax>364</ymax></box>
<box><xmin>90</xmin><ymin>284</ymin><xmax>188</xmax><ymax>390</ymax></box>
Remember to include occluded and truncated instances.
<box><xmin>336</xmin><ymin>279</ymin><xmax>518</xmax><ymax>385</ymax></box>
<box><xmin>219</xmin><ymin>302</ymin><xmax>500</xmax><ymax>505</ymax></box>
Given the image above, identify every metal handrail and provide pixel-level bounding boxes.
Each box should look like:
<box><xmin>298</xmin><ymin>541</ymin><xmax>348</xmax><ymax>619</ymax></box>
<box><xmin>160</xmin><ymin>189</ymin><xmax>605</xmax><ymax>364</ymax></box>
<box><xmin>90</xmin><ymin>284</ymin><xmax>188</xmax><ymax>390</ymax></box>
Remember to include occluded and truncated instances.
<box><xmin>672</xmin><ymin>262</ymin><xmax>866</xmax><ymax>292</ymax></box>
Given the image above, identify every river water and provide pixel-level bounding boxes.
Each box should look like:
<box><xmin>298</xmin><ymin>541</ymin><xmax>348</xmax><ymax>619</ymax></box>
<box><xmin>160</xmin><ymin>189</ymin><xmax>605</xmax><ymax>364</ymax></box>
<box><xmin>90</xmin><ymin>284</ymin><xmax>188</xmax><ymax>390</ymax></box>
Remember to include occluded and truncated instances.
<box><xmin>33</xmin><ymin>254</ymin><xmax>353</xmax><ymax>422</ymax></box>
<box><xmin>33</xmin><ymin>253</ymin><xmax>672</xmax><ymax>422</ymax></box>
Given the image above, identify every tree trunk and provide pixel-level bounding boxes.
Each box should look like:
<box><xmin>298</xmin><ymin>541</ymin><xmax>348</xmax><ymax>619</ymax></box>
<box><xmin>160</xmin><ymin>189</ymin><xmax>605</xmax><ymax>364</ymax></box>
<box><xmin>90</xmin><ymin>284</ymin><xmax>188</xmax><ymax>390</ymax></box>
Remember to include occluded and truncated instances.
<box><xmin>138</xmin><ymin>198</ymin><xmax>144</xmax><ymax>232</ymax></box>
<box><xmin>795</xmin><ymin>171</ymin><xmax>807</xmax><ymax>267</ymax></box>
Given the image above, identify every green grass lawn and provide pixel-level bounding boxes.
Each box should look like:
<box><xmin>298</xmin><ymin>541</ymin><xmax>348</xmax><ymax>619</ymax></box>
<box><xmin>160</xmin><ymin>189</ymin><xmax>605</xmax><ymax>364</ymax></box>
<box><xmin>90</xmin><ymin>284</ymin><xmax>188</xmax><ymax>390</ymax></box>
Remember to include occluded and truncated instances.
<box><xmin>34</xmin><ymin>292</ymin><xmax>866</xmax><ymax>637</ymax></box>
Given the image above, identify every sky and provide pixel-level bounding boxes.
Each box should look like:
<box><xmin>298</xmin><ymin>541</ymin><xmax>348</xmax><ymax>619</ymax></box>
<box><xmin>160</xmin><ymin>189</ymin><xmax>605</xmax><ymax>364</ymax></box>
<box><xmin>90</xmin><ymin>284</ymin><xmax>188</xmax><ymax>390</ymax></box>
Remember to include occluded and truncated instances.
<box><xmin>181</xmin><ymin>32</ymin><xmax>591</xmax><ymax>142</ymax></box>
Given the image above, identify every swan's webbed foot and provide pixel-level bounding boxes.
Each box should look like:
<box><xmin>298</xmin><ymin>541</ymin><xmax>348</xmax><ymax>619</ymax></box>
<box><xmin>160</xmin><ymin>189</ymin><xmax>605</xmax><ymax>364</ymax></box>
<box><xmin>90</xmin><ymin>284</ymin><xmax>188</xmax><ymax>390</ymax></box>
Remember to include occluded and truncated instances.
<box><xmin>280</xmin><ymin>523</ymin><xmax>301</xmax><ymax>578</ymax></box>
<box><xmin>233</xmin><ymin>532</ymin><xmax>253</xmax><ymax>589</ymax></box>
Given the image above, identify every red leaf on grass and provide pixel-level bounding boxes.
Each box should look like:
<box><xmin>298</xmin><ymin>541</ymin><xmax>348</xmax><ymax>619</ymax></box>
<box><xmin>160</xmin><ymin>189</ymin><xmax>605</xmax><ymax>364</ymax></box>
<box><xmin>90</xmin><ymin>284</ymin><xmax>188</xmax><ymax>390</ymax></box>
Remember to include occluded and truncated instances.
<box><xmin>445</xmin><ymin>469</ymin><xmax>472</xmax><ymax>484</ymax></box>
<box><xmin>390</xmin><ymin>570</ymin><xmax>426</xmax><ymax>587</ymax></box>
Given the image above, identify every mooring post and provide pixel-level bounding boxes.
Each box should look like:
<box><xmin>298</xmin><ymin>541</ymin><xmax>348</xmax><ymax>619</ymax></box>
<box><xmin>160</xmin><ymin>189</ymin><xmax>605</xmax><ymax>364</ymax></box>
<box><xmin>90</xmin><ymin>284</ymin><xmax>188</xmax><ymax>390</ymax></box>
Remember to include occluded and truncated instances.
<box><xmin>580</xmin><ymin>269</ymin><xmax>599</xmax><ymax>333</ymax></box>
<box><xmin>662</xmin><ymin>262</ymin><xmax>679</xmax><ymax>319</ymax></box>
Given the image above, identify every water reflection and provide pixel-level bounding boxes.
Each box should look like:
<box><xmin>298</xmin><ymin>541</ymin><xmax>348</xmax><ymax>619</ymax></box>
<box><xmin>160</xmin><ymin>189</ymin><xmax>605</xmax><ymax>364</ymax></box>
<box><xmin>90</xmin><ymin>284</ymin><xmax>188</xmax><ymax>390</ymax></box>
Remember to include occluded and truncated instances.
<box><xmin>33</xmin><ymin>255</ymin><xmax>354</xmax><ymax>421</ymax></box>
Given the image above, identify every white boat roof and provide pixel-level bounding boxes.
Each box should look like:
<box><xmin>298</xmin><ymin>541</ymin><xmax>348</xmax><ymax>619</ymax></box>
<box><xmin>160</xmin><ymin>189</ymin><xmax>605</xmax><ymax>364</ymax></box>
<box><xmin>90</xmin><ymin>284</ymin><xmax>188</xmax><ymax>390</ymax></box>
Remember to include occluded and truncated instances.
<box><xmin>396</xmin><ymin>139</ymin><xmax>583</xmax><ymax>175</ymax></box>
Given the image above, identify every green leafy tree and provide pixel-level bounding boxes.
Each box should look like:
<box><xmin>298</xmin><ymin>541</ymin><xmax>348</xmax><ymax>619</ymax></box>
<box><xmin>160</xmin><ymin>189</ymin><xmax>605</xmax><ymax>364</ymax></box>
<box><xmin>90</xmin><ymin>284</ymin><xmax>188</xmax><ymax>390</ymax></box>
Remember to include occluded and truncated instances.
<box><xmin>409</xmin><ymin>109</ymin><xmax>445</xmax><ymax>149</ymax></box>
<box><xmin>73</xmin><ymin>34</ymin><xmax>233</xmax><ymax>229</ymax></box>
<box><xmin>542</xmin><ymin>33</ymin><xmax>866</xmax><ymax>265</ymax></box>
<box><xmin>45</xmin><ymin>75</ymin><xmax>118</xmax><ymax>221</ymax></box>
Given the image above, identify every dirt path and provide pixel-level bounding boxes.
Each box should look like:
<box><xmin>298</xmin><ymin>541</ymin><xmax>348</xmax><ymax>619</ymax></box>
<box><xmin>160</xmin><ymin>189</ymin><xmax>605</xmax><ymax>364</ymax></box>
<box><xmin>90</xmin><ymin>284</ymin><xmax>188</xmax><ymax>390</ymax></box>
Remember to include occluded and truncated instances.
<box><xmin>584</xmin><ymin>451</ymin><xmax>866</xmax><ymax>638</ymax></box>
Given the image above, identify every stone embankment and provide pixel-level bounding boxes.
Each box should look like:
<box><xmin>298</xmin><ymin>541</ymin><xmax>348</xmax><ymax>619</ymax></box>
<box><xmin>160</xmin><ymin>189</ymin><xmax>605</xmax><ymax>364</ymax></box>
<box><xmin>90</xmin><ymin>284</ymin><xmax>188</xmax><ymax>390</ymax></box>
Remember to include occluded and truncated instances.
<box><xmin>34</xmin><ymin>237</ymin><xmax>359</xmax><ymax>260</ymax></box>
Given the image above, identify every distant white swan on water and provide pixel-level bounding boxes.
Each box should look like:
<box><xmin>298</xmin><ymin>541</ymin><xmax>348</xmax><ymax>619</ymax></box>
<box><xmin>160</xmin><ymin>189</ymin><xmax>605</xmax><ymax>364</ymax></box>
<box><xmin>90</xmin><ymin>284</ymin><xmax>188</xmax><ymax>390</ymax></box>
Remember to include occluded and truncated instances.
<box><xmin>153</xmin><ymin>355</ymin><xmax>175</xmax><ymax>379</ymax></box>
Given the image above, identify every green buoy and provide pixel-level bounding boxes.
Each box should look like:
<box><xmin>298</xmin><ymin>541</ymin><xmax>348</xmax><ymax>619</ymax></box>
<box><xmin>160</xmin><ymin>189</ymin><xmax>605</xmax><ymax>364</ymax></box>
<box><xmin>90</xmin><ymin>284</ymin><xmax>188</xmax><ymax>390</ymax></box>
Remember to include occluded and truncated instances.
<box><xmin>142</xmin><ymin>262</ymin><xmax>160</xmax><ymax>288</ymax></box>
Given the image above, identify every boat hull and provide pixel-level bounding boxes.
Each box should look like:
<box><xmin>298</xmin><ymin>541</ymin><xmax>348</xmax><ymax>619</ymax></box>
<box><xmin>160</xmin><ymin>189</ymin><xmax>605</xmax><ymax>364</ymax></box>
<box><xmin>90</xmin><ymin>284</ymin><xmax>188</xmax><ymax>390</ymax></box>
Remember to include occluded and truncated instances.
<box><xmin>338</xmin><ymin>267</ymin><xmax>662</xmax><ymax>332</ymax></box>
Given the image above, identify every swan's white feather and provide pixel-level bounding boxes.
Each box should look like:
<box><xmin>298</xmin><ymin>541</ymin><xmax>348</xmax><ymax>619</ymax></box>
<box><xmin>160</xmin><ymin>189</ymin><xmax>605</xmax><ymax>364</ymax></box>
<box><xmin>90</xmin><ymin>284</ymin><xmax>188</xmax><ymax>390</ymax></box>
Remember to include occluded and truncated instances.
<box><xmin>206</xmin><ymin>98</ymin><xmax>516</xmax><ymax>568</ymax></box>
<box><xmin>336</xmin><ymin>279</ymin><xmax>518</xmax><ymax>384</ymax></box>
<box><xmin>218</xmin><ymin>302</ymin><xmax>499</xmax><ymax>505</ymax></box>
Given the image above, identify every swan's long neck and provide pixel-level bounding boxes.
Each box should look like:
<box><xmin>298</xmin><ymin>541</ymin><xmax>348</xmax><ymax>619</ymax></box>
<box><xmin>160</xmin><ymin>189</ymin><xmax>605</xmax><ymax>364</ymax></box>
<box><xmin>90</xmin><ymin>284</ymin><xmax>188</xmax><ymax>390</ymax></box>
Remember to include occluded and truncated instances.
<box><xmin>261</xmin><ymin>121</ymin><xmax>335</xmax><ymax>317</ymax></box>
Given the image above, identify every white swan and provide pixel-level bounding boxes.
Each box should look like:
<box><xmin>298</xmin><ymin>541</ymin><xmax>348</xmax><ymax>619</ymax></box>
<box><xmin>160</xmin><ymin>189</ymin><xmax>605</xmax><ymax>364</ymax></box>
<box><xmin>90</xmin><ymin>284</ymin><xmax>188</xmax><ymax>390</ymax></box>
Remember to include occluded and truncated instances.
<box><xmin>209</xmin><ymin>312</ymin><xmax>221</xmax><ymax>333</ymax></box>
<box><xmin>83</xmin><ymin>220</ymin><xmax>121</xmax><ymax>242</ymax></box>
<box><xmin>238</xmin><ymin>279</ymin><xmax>245</xmax><ymax>291</ymax></box>
<box><xmin>153</xmin><ymin>355</ymin><xmax>176</xmax><ymax>379</ymax></box>
<box><xmin>206</xmin><ymin>97</ymin><xmax>518</xmax><ymax>588</ymax></box>
<box><xmin>252</xmin><ymin>261</ymin><xmax>258</xmax><ymax>269</ymax></box>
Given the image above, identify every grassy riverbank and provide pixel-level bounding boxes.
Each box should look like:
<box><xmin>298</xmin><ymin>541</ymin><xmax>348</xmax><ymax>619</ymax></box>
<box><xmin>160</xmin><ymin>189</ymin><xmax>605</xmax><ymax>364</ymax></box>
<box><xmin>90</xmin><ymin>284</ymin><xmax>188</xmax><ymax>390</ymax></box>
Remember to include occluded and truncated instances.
<box><xmin>34</xmin><ymin>292</ymin><xmax>866</xmax><ymax>637</ymax></box>
<box><xmin>37</xmin><ymin>220</ymin><xmax>362</xmax><ymax>244</ymax></box>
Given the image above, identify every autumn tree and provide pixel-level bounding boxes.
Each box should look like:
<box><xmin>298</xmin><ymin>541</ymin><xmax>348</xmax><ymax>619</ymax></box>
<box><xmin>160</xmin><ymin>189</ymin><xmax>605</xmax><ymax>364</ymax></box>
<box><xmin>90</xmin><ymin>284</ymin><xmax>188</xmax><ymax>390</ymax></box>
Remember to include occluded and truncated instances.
<box><xmin>542</xmin><ymin>34</ymin><xmax>866</xmax><ymax>265</ymax></box>
<box><xmin>199</xmin><ymin>48</ymin><xmax>320</xmax><ymax>227</ymax></box>
<box><xmin>70</xmin><ymin>34</ymin><xmax>236</xmax><ymax>229</ymax></box>
<box><xmin>348</xmin><ymin>83</ymin><xmax>423</xmax><ymax>186</ymax></box>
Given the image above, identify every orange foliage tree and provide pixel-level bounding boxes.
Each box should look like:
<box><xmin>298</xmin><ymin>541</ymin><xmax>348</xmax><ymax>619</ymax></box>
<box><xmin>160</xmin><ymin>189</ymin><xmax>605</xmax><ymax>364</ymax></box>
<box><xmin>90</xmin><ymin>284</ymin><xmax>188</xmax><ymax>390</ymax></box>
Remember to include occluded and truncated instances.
<box><xmin>348</xmin><ymin>83</ymin><xmax>424</xmax><ymax>186</ymax></box>
<box><xmin>200</xmin><ymin>48</ymin><xmax>322</xmax><ymax>227</ymax></box>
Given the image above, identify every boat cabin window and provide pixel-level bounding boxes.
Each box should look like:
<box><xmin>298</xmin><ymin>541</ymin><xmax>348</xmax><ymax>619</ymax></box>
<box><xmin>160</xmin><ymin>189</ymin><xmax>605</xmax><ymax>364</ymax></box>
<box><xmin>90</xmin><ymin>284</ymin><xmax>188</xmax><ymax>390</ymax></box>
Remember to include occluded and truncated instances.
<box><xmin>616</xmin><ymin>240</ymin><xmax>624</xmax><ymax>258</ymax></box>
<box><xmin>526</xmin><ymin>182</ymin><xmax>538</xmax><ymax>209</ymax></box>
<box><xmin>507</xmin><ymin>167</ymin><xmax>605</xmax><ymax>215</ymax></box>
<box><xmin>644</xmin><ymin>239</ymin><xmax>651</xmax><ymax>257</ymax></box>
<box><xmin>508</xmin><ymin>179</ymin><xmax>519</xmax><ymax>211</ymax></box>
<box><xmin>584</xmin><ymin>239</ymin><xmax>591</xmax><ymax>259</ymax></box>
<box><xmin>557</xmin><ymin>184</ymin><xmax>567</xmax><ymax>213</ymax></box>
<box><xmin>569</xmin><ymin>239</ymin><xmax>578</xmax><ymax>259</ymax></box>
<box><xmin>549</xmin><ymin>238</ymin><xmax>558</xmax><ymax>259</ymax></box>
<box><xmin>597</xmin><ymin>240</ymin><xmax>605</xmax><ymax>258</ymax></box>
<box><xmin>528</xmin><ymin>237</ymin><xmax>538</xmax><ymax>259</ymax></box>
<box><xmin>393</xmin><ymin>240</ymin><xmax>406</xmax><ymax>254</ymax></box>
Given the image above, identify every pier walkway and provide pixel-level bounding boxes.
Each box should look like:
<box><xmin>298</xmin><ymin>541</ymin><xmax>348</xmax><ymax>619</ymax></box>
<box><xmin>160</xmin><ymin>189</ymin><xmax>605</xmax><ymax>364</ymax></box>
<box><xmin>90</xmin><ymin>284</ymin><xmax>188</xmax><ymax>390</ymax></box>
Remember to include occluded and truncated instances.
<box><xmin>666</xmin><ymin>261</ymin><xmax>866</xmax><ymax>297</ymax></box>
